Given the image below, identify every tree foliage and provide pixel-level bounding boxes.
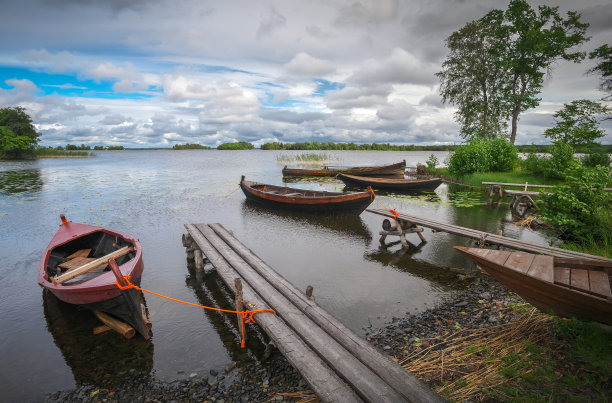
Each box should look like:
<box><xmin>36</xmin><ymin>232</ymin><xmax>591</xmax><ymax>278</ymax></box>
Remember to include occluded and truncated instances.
<box><xmin>543</xmin><ymin>100</ymin><xmax>609</xmax><ymax>147</ymax></box>
<box><xmin>588</xmin><ymin>43</ymin><xmax>612</xmax><ymax>100</ymax></box>
<box><xmin>216</xmin><ymin>141</ymin><xmax>254</xmax><ymax>150</ymax></box>
<box><xmin>0</xmin><ymin>107</ymin><xmax>40</xmax><ymax>158</ymax></box>
<box><xmin>436</xmin><ymin>10</ymin><xmax>508</xmax><ymax>140</ymax></box>
<box><xmin>540</xmin><ymin>163</ymin><xmax>612</xmax><ymax>242</ymax></box>
<box><xmin>438</xmin><ymin>0</ymin><xmax>589</xmax><ymax>143</ymax></box>
<box><xmin>448</xmin><ymin>137</ymin><xmax>519</xmax><ymax>177</ymax></box>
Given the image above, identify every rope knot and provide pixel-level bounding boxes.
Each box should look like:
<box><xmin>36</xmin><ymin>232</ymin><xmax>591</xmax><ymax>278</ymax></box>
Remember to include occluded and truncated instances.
<box><xmin>115</xmin><ymin>275</ymin><xmax>136</xmax><ymax>290</ymax></box>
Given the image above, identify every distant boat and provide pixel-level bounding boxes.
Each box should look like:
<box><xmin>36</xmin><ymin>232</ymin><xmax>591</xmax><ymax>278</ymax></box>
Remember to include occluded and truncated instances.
<box><xmin>454</xmin><ymin>246</ymin><xmax>612</xmax><ymax>325</ymax></box>
<box><xmin>282</xmin><ymin>160</ymin><xmax>406</xmax><ymax>177</ymax></box>
<box><xmin>240</xmin><ymin>176</ymin><xmax>374</xmax><ymax>214</ymax></box>
<box><xmin>38</xmin><ymin>215</ymin><xmax>151</xmax><ymax>339</ymax></box>
<box><xmin>338</xmin><ymin>173</ymin><xmax>442</xmax><ymax>191</ymax></box>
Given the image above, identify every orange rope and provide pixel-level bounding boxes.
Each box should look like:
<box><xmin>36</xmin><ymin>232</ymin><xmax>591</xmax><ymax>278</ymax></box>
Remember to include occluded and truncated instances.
<box><xmin>368</xmin><ymin>188</ymin><xmax>400</xmax><ymax>220</ymax></box>
<box><xmin>116</xmin><ymin>276</ymin><xmax>275</xmax><ymax>348</ymax></box>
<box><xmin>224</xmin><ymin>185</ymin><xmax>241</xmax><ymax>198</ymax></box>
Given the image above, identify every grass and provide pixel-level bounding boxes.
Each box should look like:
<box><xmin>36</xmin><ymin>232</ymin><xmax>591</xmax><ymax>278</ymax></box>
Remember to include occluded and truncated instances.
<box><xmin>449</xmin><ymin>170</ymin><xmax>565</xmax><ymax>189</ymax></box>
<box><xmin>275</xmin><ymin>153</ymin><xmax>330</xmax><ymax>163</ymax></box>
<box><xmin>35</xmin><ymin>149</ymin><xmax>93</xmax><ymax>158</ymax></box>
<box><xmin>560</xmin><ymin>233</ymin><xmax>612</xmax><ymax>259</ymax></box>
<box><xmin>402</xmin><ymin>307</ymin><xmax>612</xmax><ymax>402</ymax></box>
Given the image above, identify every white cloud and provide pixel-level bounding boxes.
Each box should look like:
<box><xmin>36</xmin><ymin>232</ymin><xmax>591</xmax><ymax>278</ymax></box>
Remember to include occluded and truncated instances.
<box><xmin>285</xmin><ymin>52</ymin><xmax>335</xmax><ymax>76</ymax></box>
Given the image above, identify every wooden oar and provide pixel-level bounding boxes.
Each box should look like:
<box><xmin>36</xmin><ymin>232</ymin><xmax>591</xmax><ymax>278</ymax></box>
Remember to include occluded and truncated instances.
<box><xmin>52</xmin><ymin>246</ymin><xmax>134</xmax><ymax>285</ymax></box>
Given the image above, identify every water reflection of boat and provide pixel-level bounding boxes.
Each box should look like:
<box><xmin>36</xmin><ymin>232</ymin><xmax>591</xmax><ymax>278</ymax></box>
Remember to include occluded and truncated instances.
<box><xmin>365</xmin><ymin>246</ymin><xmax>475</xmax><ymax>291</ymax></box>
<box><xmin>42</xmin><ymin>289</ymin><xmax>153</xmax><ymax>386</ymax></box>
<box><xmin>282</xmin><ymin>160</ymin><xmax>406</xmax><ymax>177</ymax></box>
<box><xmin>38</xmin><ymin>215</ymin><xmax>150</xmax><ymax>339</ymax></box>
<box><xmin>242</xmin><ymin>199</ymin><xmax>373</xmax><ymax>242</ymax></box>
<box><xmin>240</xmin><ymin>176</ymin><xmax>374</xmax><ymax>214</ymax></box>
<box><xmin>0</xmin><ymin>169</ymin><xmax>43</xmax><ymax>193</ymax></box>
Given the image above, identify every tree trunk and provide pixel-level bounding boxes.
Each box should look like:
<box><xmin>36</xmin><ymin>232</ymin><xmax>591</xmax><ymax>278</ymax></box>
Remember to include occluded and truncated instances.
<box><xmin>510</xmin><ymin>108</ymin><xmax>519</xmax><ymax>144</ymax></box>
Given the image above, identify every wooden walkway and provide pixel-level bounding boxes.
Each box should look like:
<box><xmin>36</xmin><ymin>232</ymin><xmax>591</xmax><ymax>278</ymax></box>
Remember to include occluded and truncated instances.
<box><xmin>367</xmin><ymin>208</ymin><xmax>612</xmax><ymax>264</ymax></box>
<box><xmin>184</xmin><ymin>223</ymin><xmax>442</xmax><ymax>403</ymax></box>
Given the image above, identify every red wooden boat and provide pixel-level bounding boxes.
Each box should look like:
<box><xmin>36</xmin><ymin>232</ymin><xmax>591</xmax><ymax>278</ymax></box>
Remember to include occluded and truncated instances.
<box><xmin>338</xmin><ymin>173</ymin><xmax>442</xmax><ymax>191</ymax></box>
<box><xmin>282</xmin><ymin>160</ymin><xmax>406</xmax><ymax>177</ymax></box>
<box><xmin>240</xmin><ymin>176</ymin><xmax>374</xmax><ymax>213</ymax></box>
<box><xmin>455</xmin><ymin>246</ymin><xmax>612</xmax><ymax>325</ymax></box>
<box><xmin>38</xmin><ymin>215</ymin><xmax>151</xmax><ymax>339</ymax></box>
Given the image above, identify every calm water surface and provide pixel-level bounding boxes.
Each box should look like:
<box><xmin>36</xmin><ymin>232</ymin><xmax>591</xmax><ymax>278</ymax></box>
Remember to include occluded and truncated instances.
<box><xmin>0</xmin><ymin>150</ymin><xmax>556</xmax><ymax>401</ymax></box>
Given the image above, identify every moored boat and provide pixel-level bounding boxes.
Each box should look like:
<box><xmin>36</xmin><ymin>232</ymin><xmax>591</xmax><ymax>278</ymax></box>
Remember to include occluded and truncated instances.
<box><xmin>282</xmin><ymin>160</ymin><xmax>406</xmax><ymax>177</ymax></box>
<box><xmin>454</xmin><ymin>246</ymin><xmax>612</xmax><ymax>325</ymax></box>
<box><xmin>38</xmin><ymin>215</ymin><xmax>151</xmax><ymax>339</ymax></box>
<box><xmin>338</xmin><ymin>173</ymin><xmax>442</xmax><ymax>191</ymax></box>
<box><xmin>240</xmin><ymin>176</ymin><xmax>374</xmax><ymax>213</ymax></box>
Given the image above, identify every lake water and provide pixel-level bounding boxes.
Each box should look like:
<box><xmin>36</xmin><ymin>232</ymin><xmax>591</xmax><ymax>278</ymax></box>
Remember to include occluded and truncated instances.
<box><xmin>0</xmin><ymin>150</ymin><xmax>556</xmax><ymax>401</ymax></box>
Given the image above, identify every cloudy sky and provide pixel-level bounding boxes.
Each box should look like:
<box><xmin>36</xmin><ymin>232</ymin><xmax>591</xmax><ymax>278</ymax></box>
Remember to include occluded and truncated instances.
<box><xmin>1</xmin><ymin>0</ymin><xmax>610</xmax><ymax>148</ymax></box>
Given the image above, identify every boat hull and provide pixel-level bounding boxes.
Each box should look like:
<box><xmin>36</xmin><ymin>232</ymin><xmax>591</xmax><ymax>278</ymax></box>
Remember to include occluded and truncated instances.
<box><xmin>240</xmin><ymin>178</ymin><xmax>374</xmax><ymax>214</ymax></box>
<box><xmin>38</xmin><ymin>219</ymin><xmax>150</xmax><ymax>338</ymax></box>
<box><xmin>455</xmin><ymin>246</ymin><xmax>612</xmax><ymax>325</ymax></box>
<box><xmin>282</xmin><ymin>160</ymin><xmax>406</xmax><ymax>177</ymax></box>
<box><xmin>338</xmin><ymin>173</ymin><xmax>442</xmax><ymax>191</ymax></box>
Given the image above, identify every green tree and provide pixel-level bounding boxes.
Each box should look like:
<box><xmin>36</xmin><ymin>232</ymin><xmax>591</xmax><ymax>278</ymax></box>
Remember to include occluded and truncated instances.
<box><xmin>437</xmin><ymin>10</ymin><xmax>509</xmax><ymax>140</ymax></box>
<box><xmin>588</xmin><ymin>43</ymin><xmax>612</xmax><ymax>101</ymax></box>
<box><xmin>0</xmin><ymin>107</ymin><xmax>40</xmax><ymax>158</ymax></box>
<box><xmin>543</xmin><ymin>100</ymin><xmax>609</xmax><ymax>147</ymax></box>
<box><xmin>438</xmin><ymin>0</ymin><xmax>589</xmax><ymax>144</ymax></box>
<box><xmin>501</xmin><ymin>0</ymin><xmax>589</xmax><ymax>144</ymax></box>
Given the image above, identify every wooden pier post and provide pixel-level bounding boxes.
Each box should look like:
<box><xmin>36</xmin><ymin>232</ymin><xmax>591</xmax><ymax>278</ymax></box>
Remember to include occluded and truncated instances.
<box><xmin>194</xmin><ymin>249</ymin><xmax>204</xmax><ymax>270</ymax></box>
<box><xmin>235</xmin><ymin>277</ymin><xmax>246</xmax><ymax>346</ymax></box>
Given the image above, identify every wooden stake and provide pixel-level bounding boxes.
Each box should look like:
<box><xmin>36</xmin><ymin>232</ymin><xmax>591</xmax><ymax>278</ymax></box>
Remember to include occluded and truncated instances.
<box><xmin>234</xmin><ymin>277</ymin><xmax>246</xmax><ymax>345</ymax></box>
<box><xmin>194</xmin><ymin>249</ymin><xmax>204</xmax><ymax>270</ymax></box>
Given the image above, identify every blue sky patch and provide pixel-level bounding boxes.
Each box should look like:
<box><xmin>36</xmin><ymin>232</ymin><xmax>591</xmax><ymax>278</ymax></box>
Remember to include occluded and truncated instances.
<box><xmin>312</xmin><ymin>79</ymin><xmax>345</xmax><ymax>97</ymax></box>
<box><xmin>0</xmin><ymin>66</ymin><xmax>155</xmax><ymax>100</ymax></box>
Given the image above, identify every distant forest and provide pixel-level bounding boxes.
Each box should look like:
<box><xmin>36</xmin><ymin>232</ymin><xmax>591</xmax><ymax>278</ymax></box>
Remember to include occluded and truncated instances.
<box><xmin>168</xmin><ymin>141</ymin><xmax>612</xmax><ymax>152</ymax></box>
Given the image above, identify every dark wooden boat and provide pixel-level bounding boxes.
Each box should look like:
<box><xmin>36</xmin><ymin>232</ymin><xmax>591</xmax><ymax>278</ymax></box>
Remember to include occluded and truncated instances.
<box><xmin>338</xmin><ymin>173</ymin><xmax>442</xmax><ymax>191</ymax></box>
<box><xmin>454</xmin><ymin>246</ymin><xmax>612</xmax><ymax>325</ymax></box>
<box><xmin>38</xmin><ymin>215</ymin><xmax>151</xmax><ymax>339</ymax></box>
<box><xmin>240</xmin><ymin>176</ymin><xmax>374</xmax><ymax>213</ymax></box>
<box><xmin>282</xmin><ymin>160</ymin><xmax>406</xmax><ymax>177</ymax></box>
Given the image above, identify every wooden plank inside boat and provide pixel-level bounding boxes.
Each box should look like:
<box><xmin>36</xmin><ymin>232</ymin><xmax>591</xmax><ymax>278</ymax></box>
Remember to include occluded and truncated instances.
<box><xmin>483</xmin><ymin>249</ymin><xmax>511</xmax><ymax>266</ymax></box>
<box><xmin>588</xmin><ymin>271</ymin><xmax>612</xmax><ymax>297</ymax></box>
<box><xmin>554</xmin><ymin>267</ymin><xmax>571</xmax><ymax>286</ymax></box>
<box><xmin>570</xmin><ymin>268</ymin><xmax>590</xmax><ymax>291</ymax></box>
<box><xmin>527</xmin><ymin>255</ymin><xmax>554</xmax><ymax>282</ymax></box>
<box><xmin>505</xmin><ymin>252</ymin><xmax>536</xmax><ymax>274</ymax></box>
<box><xmin>66</xmin><ymin>248</ymin><xmax>92</xmax><ymax>259</ymax></box>
<box><xmin>58</xmin><ymin>257</ymin><xmax>97</xmax><ymax>271</ymax></box>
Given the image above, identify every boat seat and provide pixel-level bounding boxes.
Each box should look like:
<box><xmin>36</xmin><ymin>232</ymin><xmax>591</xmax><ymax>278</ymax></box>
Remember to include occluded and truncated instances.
<box><xmin>284</xmin><ymin>192</ymin><xmax>302</xmax><ymax>196</ymax></box>
<box><xmin>555</xmin><ymin>267</ymin><xmax>612</xmax><ymax>298</ymax></box>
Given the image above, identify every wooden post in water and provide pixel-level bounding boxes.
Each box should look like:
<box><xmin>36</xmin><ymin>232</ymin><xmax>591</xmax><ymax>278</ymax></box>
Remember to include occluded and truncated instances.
<box><xmin>194</xmin><ymin>249</ymin><xmax>204</xmax><ymax>270</ymax></box>
<box><xmin>234</xmin><ymin>277</ymin><xmax>246</xmax><ymax>346</ymax></box>
<box><xmin>306</xmin><ymin>285</ymin><xmax>315</xmax><ymax>302</ymax></box>
<box><xmin>94</xmin><ymin>310</ymin><xmax>135</xmax><ymax>339</ymax></box>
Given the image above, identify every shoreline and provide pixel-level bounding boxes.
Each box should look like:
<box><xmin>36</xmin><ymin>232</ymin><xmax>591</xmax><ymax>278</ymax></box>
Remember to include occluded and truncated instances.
<box><xmin>45</xmin><ymin>273</ymin><xmax>522</xmax><ymax>402</ymax></box>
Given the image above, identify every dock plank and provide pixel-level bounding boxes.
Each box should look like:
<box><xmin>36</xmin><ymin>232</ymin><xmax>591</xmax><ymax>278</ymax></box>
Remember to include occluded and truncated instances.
<box><xmin>184</xmin><ymin>224</ymin><xmax>361</xmax><ymax>403</ymax></box>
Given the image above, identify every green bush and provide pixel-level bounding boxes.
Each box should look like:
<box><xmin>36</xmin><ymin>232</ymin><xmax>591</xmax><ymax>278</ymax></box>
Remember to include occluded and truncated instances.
<box><xmin>540</xmin><ymin>163</ymin><xmax>612</xmax><ymax>242</ymax></box>
<box><xmin>581</xmin><ymin>151</ymin><xmax>611</xmax><ymax>168</ymax></box>
<box><xmin>487</xmin><ymin>137</ymin><xmax>519</xmax><ymax>171</ymax></box>
<box><xmin>521</xmin><ymin>141</ymin><xmax>580</xmax><ymax>179</ymax></box>
<box><xmin>448</xmin><ymin>138</ymin><xmax>518</xmax><ymax>177</ymax></box>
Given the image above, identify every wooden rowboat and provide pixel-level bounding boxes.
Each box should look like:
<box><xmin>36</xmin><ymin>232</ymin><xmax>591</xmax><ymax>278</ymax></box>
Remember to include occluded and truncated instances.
<box><xmin>338</xmin><ymin>173</ymin><xmax>442</xmax><ymax>191</ymax></box>
<box><xmin>282</xmin><ymin>160</ymin><xmax>406</xmax><ymax>177</ymax></box>
<box><xmin>240</xmin><ymin>176</ymin><xmax>374</xmax><ymax>213</ymax></box>
<box><xmin>38</xmin><ymin>215</ymin><xmax>151</xmax><ymax>339</ymax></box>
<box><xmin>454</xmin><ymin>246</ymin><xmax>612</xmax><ymax>325</ymax></box>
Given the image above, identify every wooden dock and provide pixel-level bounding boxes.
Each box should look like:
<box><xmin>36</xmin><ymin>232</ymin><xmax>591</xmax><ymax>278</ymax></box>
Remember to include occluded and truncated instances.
<box><xmin>184</xmin><ymin>223</ymin><xmax>443</xmax><ymax>403</ymax></box>
<box><xmin>367</xmin><ymin>208</ymin><xmax>612</xmax><ymax>264</ymax></box>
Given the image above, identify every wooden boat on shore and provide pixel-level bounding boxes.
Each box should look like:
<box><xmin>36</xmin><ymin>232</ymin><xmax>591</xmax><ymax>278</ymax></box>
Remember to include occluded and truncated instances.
<box><xmin>338</xmin><ymin>173</ymin><xmax>442</xmax><ymax>191</ymax></box>
<box><xmin>240</xmin><ymin>176</ymin><xmax>374</xmax><ymax>213</ymax></box>
<box><xmin>38</xmin><ymin>215</ymin><xmax>151</xmax><ymax>339</ymax></box>
<box><xmin>282</xmin><ymin>160</ymin><xmax>406</xmax><ymax>177</ymax></box>
<box><xmin>454</xmin><ymin>246</ymin><xmax>612</xmax><ymax>325</ymax></box>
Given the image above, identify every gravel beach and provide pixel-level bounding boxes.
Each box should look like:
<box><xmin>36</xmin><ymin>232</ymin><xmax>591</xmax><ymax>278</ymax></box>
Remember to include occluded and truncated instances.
<box><xmin>46</xmin><ymin>273</ymin><xmax>520</xmax><ymax>402</ymax></box>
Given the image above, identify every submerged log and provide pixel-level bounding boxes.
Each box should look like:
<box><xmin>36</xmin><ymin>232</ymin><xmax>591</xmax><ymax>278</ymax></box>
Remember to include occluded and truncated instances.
<box><xmin>94</xmin><ymin>310</ymin><xmax>135</xmax><ymax>339</ymax></box>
